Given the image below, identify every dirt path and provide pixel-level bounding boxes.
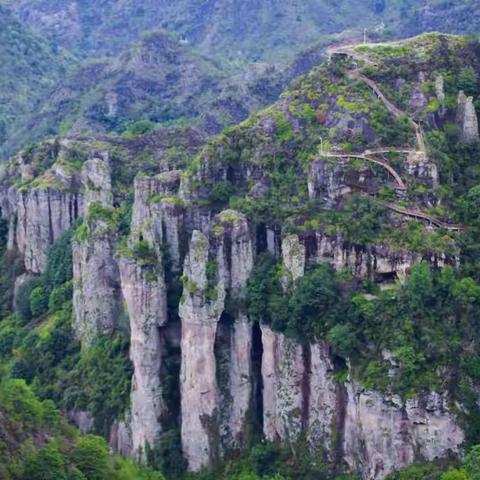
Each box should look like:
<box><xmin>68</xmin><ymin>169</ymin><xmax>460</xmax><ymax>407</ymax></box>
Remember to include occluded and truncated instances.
<box><xmin>383</xmin><ymin>203</ymin><xmax>464</xmax><ymax>231</ymax></box>
<box><xmin>321</xmin><ymin>150</ymin><xmax>407</xmax><ymax>190</ymax></box>
<box><xmin>327</xmin><ymin>44</ymin><xmax>427</xmax><ymax>153</ymax></box>
<box><xmin>321</xmin><ymin>43</ymin><xmax>464</xmax><ymax>230</ymax></box>
<box><xmin>354</xmin><ymin>72</ymin><xmax>426</xmax><ymax>153</ymax></box>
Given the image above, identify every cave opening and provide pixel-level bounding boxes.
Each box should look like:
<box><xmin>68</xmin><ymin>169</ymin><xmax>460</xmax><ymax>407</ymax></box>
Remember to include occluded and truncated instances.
<box><xmin>375</xmin><ymin>271</ymin><xmax>397</xmax><ymax>285</ymax></box>
<box><xmin>250</xmin><ymin>321</ymin><xmax>264</xmax><ymax>433</ymax></box>
<box><xmin>333</xmin><ymin>354</ymin><xmax>348</xmax><ymax>469</ymax></box>
<box><xmin>214</xmin><ymin>312</ymin><xmax>234</xmax><ymax>393</ymax></box>
<box><xmin>256</xmin><ymin>223</ymin><xmax>268</xmax><ymax>254</ymax></box>
<box><xmin>160</xmin><ymin>321</ymin><xmax>182</xmax><ymax>430</ymax></box>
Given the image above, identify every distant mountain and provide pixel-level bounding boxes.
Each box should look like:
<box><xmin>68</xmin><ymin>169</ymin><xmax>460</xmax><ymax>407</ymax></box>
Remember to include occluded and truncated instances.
<box><xmin>5</xmin><ymin>0</ymin><xmax>479</xmax><ymax>65</ymax></box>
<box><xmin>1</xmin><ymin>31</ymin><xmax>286</xmax><ymax>157</ymax></box>
<box><xmin>0</xmin><ymin>5</ymin><xmax>73</xmax><ymax>148</ymax></box>
<box><xmin>1</xmin><ymin>0</ymin><xmax>479</xmax><ymax>157</ymax></box>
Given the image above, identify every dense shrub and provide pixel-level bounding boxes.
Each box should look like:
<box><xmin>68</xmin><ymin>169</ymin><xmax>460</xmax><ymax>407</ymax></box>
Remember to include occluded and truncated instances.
<box><xmin>64</xmin><ymin>333</ymin><xmax>133</xmax><ymax>436</ymax></box>
<box><xmin>24</xmin><ymin>443</ymin><xmax>67</xmax><ymax>480</ymax></box>
<box><xmin>72</xmin><ymin>435</ymin><xmax>110</xmax><ymax>480</ymax></box>
<box><xmin>147</xmin><ymin>429</ymin><xmax>186</xmax><ymax>478</ymax></box>
<box><xmin>30</xmin><ymin>286</ymin><xmax>49</xmax><ymax>318</ymax></box>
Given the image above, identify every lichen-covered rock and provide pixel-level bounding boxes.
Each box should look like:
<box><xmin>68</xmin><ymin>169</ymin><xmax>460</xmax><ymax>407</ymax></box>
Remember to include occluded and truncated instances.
<box><xmin>409</xmin><ymin>76</ymin><xmax>428</xmax><ymax>112</ymax></box>
<box><xmin>82</xmin><ymin>151</ymin><xmax>113</xmax><ymax>208</ymax></box>
<box><xmin>307</xmin><ymin>342</ymin><xmax>337</xmax><ymax>457</ymax></box>
<box><xmin>343</xmin><ymin>382</ymin><xmax>464</xmax><ymax>479</ymax></box>
<box><xmin>281</xmin><ymin>234</ymin><xmax>306</xmax><ymax>283</ymax></box>
<box><xmin>314</xmin><ymin>231</ymin><xmax>424</xmax><ymax>280</ymax></box>
<box><xmin>308</xmin><ymin>157</ymin><xmax>378</xmax><ymax>206</ymax></box>
<box><xmin>180</xmin><ymin>210</ymin><xmax>253</xmax><ymax>471</ymax></box>
<box><xmin>407</xmin><ymin>150</ymin><xmax>439</xmax><ymax>188</ymax></box>
<box><xmin>457</xmin><ymin>90</ymin><xmax>479</xmax><ymax>144</ymax></box>
<box><xmin>179</xmin><ymin>230</ymin><xmax>223</xmax><ymax>471</ymax></box>
<box><xmin>308</xmin><ymin>158</ymin><xmax>351</xmax><ymax>206</ymax></box>
<box><xmin>215</xmin><ymin>211</ymin><xmax>254</xmax><ymax>452</ymax></box>
<box><xmin>72</xmin><ymin>231</ymin><xmax>123</xmax><ymax>346</ymax></box>
<box><xmin>130</xmin><ymin>173</ymin><xmax>184</xmax><ymax>270</ymax></box>
<box><xmin>73</xmin><ymin>155</ymin><xmax>122</xmax><ymax>346</ymax></box>
<box><xmin>259</xmin><ymin>233</ymin><xmax>462</xmax><ymax>478</ymax></box>
<box><xmin>261</xmin><ymin>325</ymin><xmax>305</xmax><ymax>445</ymax></box>
<box><xmin>262</xmin><ymin>233</ymin><xmax>306</xmax><ymax>445</ymax></box>
<box><xmin>15</xmin><ymin>187</ymin><xmax>83</xmax><ymax>273</ymax></box>
<box><xmin>115</xmin><ymin>171</ymin><xmax>186</xmax><ymax>459</ymax></box>
<box><xmin>119</xmin><ymin>256</ymin><xmax>168</xmax><ymax>457</ymax></box>
<box><xmin>435</xmin><ymin>75</ymin><xmax>446</xmax><ymax>116</ymax></box>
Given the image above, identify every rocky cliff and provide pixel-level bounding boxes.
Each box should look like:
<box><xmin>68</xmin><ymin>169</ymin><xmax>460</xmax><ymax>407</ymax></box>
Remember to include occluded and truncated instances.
<box><xmin>0</xmin><ymin>34</ymin><xmax>478</xmax><ymax>480</ymax></box>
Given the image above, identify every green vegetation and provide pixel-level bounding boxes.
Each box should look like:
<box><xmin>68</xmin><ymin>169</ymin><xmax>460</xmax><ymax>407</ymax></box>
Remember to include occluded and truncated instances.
<box><xmin>1</xmin><ymin>22</ymin><xmax>480</xmax><ymax>480</ymax></box>
<box><xmin>0</xmin><ymin>379</ymin><xmax>162</xmax><ymax>480</ymax></box>
<box><xmin>247</xmin><ymin>256</ymin><xmax>480</xmax><ymax>404</ymax></box>
<box><xmin>0</xmin><ymin>5</ymin><xmax>72</xmax><ymax>156</ymax></box>
<box><xmin>0</xmin><ymin>229</ymin><xmax>132</xmax><ymax>437</ymax></box>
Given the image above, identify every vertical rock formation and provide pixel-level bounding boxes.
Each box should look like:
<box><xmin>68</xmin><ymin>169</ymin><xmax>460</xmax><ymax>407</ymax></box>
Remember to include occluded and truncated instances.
<box><xmin>343</xmin><ymin>383</ymin><xmax>464</xmax><ymax>479</ymax></box>
<box><xmin>82</xmin><ymin>151</ymin><xmax>114</xmax><ymax>207</ymax></box>
<box><xmin>215</xmin><ymin>211</ymin><xmax>254</xmax><ymax>452</ymax></box>
<box><xmin>262</xmin><ymin>234</ymin><xmax>306</xmax><ymax>447</ymax></box>
<box><xmin>179</xmin><ymin>210</ymin><xmax>253</xmax><ymax>471</ymax></box>
<box><xmin>119</xmin><ymin>256</ymin><xmax>167</xmax><ymax>457</ymax></box>
<box><xmin>73</xmin><ymin>226</ymin><xmax>123</xmax><ymax>346</ymax></box>
<box><xmin>258</xmin><ymin>232</ymin><xmax>463</xmax><ymax>477</ymax></box>
<box><xmin>180</xmin><ymin>229</ymin><xmax>223</xmax><ymax>470</ymax></box>
<box><xmin>435</xmin><ymin>75</ymin><xmax>446</xmax><ymax>117</ymax></box>
<box><xmin>261</xmin><ymin>326</ymin><xmax>305</xmax><ymax>445</ymax></box>
<box><xmin>130</xmin><ymin>171</ymin><xmax>184</xmax><ymax>271</ymax></box>
<box><xmin>73</xmin><ymin>152</ymin><xmax>122</xmax><ymax>346</ymax></box>
<box><xmin>306</xmin><ymin>342</ymin><xmax>338</xmax><ymax>459</ymax></box>
<box><xmin>4</xmin><ymin>162</ymin><xmax>84</xmax><ymax>274</ymax></box>
<box><xmin>457</xmin><ymin>90</ymin><xmax>479</xmax><ymax>144</ymax></box>
<box><xmin>16</xmin><ymin>187</ymin><xmax>82</xmax><ymax>273</ymax></box>
<box><xmin>118</xmin><ymin>170</ymin><xmax>184</xmax><ymax>458</ymax></box>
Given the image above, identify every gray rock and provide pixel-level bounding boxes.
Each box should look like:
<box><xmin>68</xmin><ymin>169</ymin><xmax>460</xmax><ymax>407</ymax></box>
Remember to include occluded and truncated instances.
<box><xmin>72</xmin><ymin>232</ymin><xmax>123</xmax><ymax>346</ymax></box>
<box><xmin>457</xmin><ymin>90</ymin><xmax>479</xmax><ymax>144</ymax></box>
<box><xmin>119</xmin><ymin>256</ymin><xmax>168</xmax><ymax>458</ymax></box>
<box><xmin>179</xmin><ymin>210</ymin><xmax>253</xmax><ymax>471</ymax></box>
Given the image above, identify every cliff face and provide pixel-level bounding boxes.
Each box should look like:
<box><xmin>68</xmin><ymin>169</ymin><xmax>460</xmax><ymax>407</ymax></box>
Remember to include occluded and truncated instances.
<box><xmin>119</xmin><ymin>171</ymin><xmax>184</xmax><ymax>457</ymax></box>
<box><xmin>0</xmin><ymin>158</ymin><xmax>84</xmax><ymax>274</ymax></box>
<box><xmin>179</xmin><ymin>210</ymin><xmax>253</xmax><ymax>469</ymax></box>
<box><xmin>1</xmin><ymin>34</ymin><xmax>477</xmax><ymax>480</ymax></box>
<box><xmin>72</xmin><ymin>152</ymin><xmax>123</xmax><ymax>346</ymax></box>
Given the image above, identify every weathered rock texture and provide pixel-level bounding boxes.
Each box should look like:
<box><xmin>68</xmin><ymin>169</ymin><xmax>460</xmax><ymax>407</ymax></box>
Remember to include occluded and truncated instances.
<box><xmin>457</xmin><ymin>90</ymin><xmax>479</xmax><ymax>144</ymax></box>
<box><xmin>73</xmin><ymin>230</ymin><xmax>122</xmax><ymax>346</ymax></box>
<box><xmin>119</xmin><ymin>256</ymin><xmax>167</xmax><ymax>457</ymax></box>
<box><xmin>0</xmin><ymin>157</ymin><xmax>85</xmax><ymax>274</ymax></box>
<box><xmin>82</xmin><ymin>151</ymin><xmax>113</xmax><ymax>208</ymax></box>
<box><xmin>343</xmin><ymin>384</ymin><xmax>464</xmax><ymax>479</ymax></box>
<box><xmin>118</xmin><ymin>171</ymin><xmax>185</xmax><ymax>458</ymax></box>
<box><xmin>16</xmin><ymin>188</ymin><xmax>83</xmax><ymax>273</ymax></box>
<box><xmin>179</xmin><ymin>210</ymin><xmax>253</xmax><ymax>471</ymax></box>
<box><xmin>258</xmin><ymin>233</ymin><xmax>464</xmax><ymax>479</ymax></box>
<box><xmin>73</xmin><ymin>154</ymin><xmax>122</xmax><ymax>345</ymax></box>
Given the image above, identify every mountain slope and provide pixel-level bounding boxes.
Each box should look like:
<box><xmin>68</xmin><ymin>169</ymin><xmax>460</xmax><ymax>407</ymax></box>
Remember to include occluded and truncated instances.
<box><xmin>0</xmin><ymin>33</ymin><xmax>480</xmax><ymax>479</ymax></box>
<box><xmin>4</xmin><ymin>0</ymin><xmax>479</xmax><ymax>64</ymax></box>
<box><xmin>1</xmin><ymin>30</ymin><xmax>286</xmax><ymax>158</ymax></box>
<box><xmin>0</xmin><ymin>5</ymin><xmax>72</xmax><ymax>148</ymax></box>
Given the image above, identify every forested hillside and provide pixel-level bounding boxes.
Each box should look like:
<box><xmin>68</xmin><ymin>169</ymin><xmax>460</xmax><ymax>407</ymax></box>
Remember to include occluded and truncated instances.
<box><xmin>0</xmin><ymin>5</ymin><xmax>72</xmax><ymax>149</ymax></box>
<box><xmin>0</xmin><ymin>2</ymin><xmax>480</xmax><ymax>480</ymax></box>
<box><xmin>2</xmin><ymin>0</ymin><xmax>480</xmax><ymax>63</ymax></box>
<box><xmin>0</xmin><ymin>32</ymin><xmax>480</xmax><ymax>480</ymax></box>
